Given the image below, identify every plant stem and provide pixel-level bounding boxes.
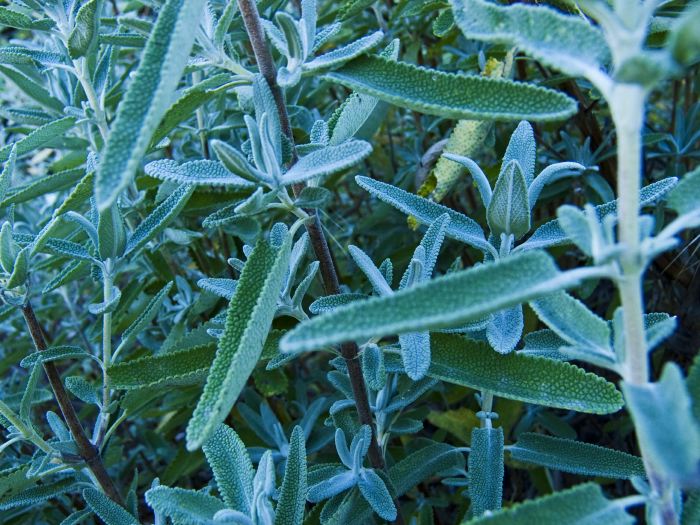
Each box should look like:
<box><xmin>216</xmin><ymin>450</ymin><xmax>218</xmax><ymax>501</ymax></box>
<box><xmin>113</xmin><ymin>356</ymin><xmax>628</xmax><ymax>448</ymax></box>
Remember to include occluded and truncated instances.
<box><xmin>21</xmin><ymin>301</ymin><xmax>124</xmax><ymax>505</ymax></box>
<box><xmin>236</xmin><ymin>0</ymin><xmax>398</xmax><ymax>516</ymax></box>
<box><xmin>611</xmin><ymin>84</ymin><xmax>678</xmax><ymax>525</ymax></box>
<box><xmin>98</xmin><ymin>260</ymin><xmax>114</xmax><ymax>444</ymax></box>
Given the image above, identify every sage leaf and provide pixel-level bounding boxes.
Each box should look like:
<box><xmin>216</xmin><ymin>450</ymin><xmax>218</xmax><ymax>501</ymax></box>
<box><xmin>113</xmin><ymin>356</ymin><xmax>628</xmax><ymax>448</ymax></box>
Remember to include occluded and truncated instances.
<box><xmin>186</xmin><ymin>226</ymin><xmax>291</xmax><ymax>450</ymax></box>
<box><xmin>509</xmin><ymin>433</ymin><xmax>645</xmax><ymax>479</ymax></box>
<box><xmin>281</xmin><ymin>140</ymin><xmax>372</xmax><ymax>186</ymax></box>
<box><xmin>95</xmin><ymin>0</ymin><xmax>206</xmax><ymax>210</ymax></box>
<box><xmin>145</xmin><ymin>486</ymin><xmax>225</xmax><ymax>524</ymax></box>
<box><xmin>274</xmin><ymin>426</ymin><xmax>307</xmax><ymax>525</ymax></box>
<box><xmin>469</xmin><ymin>427</ymin><xmax>504</xmax><ymax>516</ymax></box>
<box><xmin>67</xmin><ymin>0</ymin><xmax>101</xmax><ymax>59</ymax></box>
<box><xmin>83</xmin><ymin>488</ymin><xmax>138</xmax><ymax>525</ymax></box>
<box><xmin>325</xmin><ymin>55</ymin><xmax>576</xmax><ymax>121</ymax></box>
<box><xmin>144</xmin><ymin>159</ymin><xmax>255</xmax><ymax>188</ymax></box>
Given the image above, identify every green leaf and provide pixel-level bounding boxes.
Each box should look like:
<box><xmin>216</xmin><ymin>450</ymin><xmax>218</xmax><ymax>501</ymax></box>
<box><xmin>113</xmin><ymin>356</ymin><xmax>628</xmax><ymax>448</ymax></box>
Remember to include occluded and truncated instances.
<box><xmin>0</xmin><ymin>66</ymin><xmax>65</xmax><ymax>113</ymax></box>
<box><xmin>282</xmin><ymin>140</ymin><xmax>372</xmax><ymax>186</ymax></box>
<box><xmin>202</xmin><ymin>424</ymin><xmax>254</xmax><ymax>513</ymax></box>
<box><xmin>275</xmin><ymin>426</ymin><xmax>307</xmax><ymax>525</ymax></box>
<box><xmin>124</xmin><ymin>183</ymin><xmax>194</xmax><ymax>256</ymax></box>
<box><xmin>6</xmin><ymin>246</ymin><xmax>28</xmax><ymax>288</ymax></box>
<box><xmin>487</xmin><ymin>161</ymin><xmax>530</xmax><ymax>240</ymax></box>
<box><xmin>0</xmin><ymin>7</ymin><xmax>34</xmax><ymax>30</ymax></box>
<box><xmin>94</xmin><ymin>0</ymin><xmax>206</xmax><ymax>210</ymax></box>
<box><xmin>469</xmin><ymin>427</ymin><xmax>504</xmax><ymax>516</ymax></box>
<box><xmin>2</xmin><ymin>168</ymin><xmax>84</xmax><ymax>207</ymax></box>
<box><xmin>355</xmin><ymin>175</ymin><xmax>492</xmax><ymax>255</ymax></box>
<box><xmin>0</xmin><ymin>478</ymin><xmax>76</xmax><ymax>510</ymax></box>
<box><xmin>0</xmin><ymin>145</ymin><xmax>16</xmax><ymax>204</ymax></box>
<box><xmin>0</xmin><ymin>117</ymin><xmax>78</xmax><ymax>163</ymax></box>
<box><xmin>400</xmin><ymin>334</ymin><xmax>623</xmax><ymax>414</ymax></box>
<box><xmin>145</xmin><ymin>486</ymin><xmax>224</xmax><ymax>524</ymax></box>
<box><xmin>462</xmin><ymin>483</ymin><xmax>633</xmax><ymax>525</ymax></box>
<box><xmin>509</xmin><ymin>433</ymin><xmax>645</xmax><ymax>479</ymax></box>
<box><xmin>530</xmin><ymin>291</ymin><xmax>611</xmax><ymax>354</ymax></box>
<box><xmin>324</xmin><ymin>55</ymin><xmax>576</xmax><ymax>121</ymax></box>
<box><xmin>119</xmin><ymin>281</ymin><xmax>173</xmax><ymax>351</ymax></box>
<box><xmin>667</xmin><ymin>165</ymin><xmax>700</xmax><ymax>216</ymax></box>
<box><xmin>304</xmin><ymin>31</ymin><xmax>383</xmax><ymax>72</ymax></box>
<box><xmin>68</xmin><ymin>0</ymin><xmax>101</xmax><ymax>59</ymax></box>
<box><xmin>186</xmin><ymin>226</ymin><xmax>291</xmax><ymax>450</ymax></box>
<box><xmin>281</xmin><ymin>250</ymin><xmax>594</xmax><ymax>354</ymax></box>
<box><xmin>622</xmin><ymin>363</ymin><xmax>700</xmax><ymax>487</ymax></box>
<box><xmin>97</xmin><ymin>204</ymin><xmax>127</xmax><ymax>260</ymax></box>
<box><xmin>144</xmin><ymin>159</ymin><xmax>255</xmax><ymax>188</ymax></box>
<box><xmin>20</xmin><ymin>346</ymin><xmax>89</xmax><ymax>369</ymax></box>
<box><xmin>450</xmin><ymin>0</ymin><xmax>609</xmax><ymax>79</ymax></box>
<box><xmin>83</xmin><ymin>488</ymin><xmax>138</xmax><ymax>525</ymax></box>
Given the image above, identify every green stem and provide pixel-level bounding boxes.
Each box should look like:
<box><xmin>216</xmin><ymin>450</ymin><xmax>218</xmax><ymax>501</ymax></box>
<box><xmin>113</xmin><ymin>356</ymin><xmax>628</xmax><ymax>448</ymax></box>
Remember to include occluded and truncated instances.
<box><xmin>0</xmin><ymin>399</ymin><xmax>53</xmax><ymax>454</ymax></box>
<box><xmin>99</xmin><ymin>261</ymin><xmax>113</xmax><ymax>442</ymax></box>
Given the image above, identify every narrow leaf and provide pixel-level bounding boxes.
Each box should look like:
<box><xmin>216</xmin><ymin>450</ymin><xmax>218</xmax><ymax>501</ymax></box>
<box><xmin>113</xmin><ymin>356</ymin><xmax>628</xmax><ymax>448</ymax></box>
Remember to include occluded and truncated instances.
<box><xmin>144</xmin><ymin>159</ymin><xmax>255</xmax><ymax>188</ymax></box>
<box><xmin>469</xmin><ymin>427</ymin><xmax>504</xmax><ymax>516</ymax></box>
<box><xmin>83</xmin><ymin>488</ymin><xmax>138</xmax><ymax>525</ymax></box>
<box><xmin>275</xmin><ymin>426</ymin><xmax>307</xmax><ymax>525</ymax></box>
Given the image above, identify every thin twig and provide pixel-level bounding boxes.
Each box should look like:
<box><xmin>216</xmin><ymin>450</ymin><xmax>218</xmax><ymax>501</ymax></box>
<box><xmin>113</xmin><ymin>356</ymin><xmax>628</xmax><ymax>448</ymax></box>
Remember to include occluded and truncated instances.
<box><xmin>21</xmin><ymin>302</ymin><xmax>124</xmax><ymax>505</ymax></box>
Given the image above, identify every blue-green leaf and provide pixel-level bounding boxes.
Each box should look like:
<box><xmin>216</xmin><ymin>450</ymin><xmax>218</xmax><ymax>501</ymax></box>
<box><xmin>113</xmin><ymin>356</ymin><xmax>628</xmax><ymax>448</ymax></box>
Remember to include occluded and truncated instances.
<box><xmin>275</xmin><ymin>426</ymin><xmax>307</xmax><ymax>525</ymax></box>
<box><xmin>469</xmin><ymin>427</ymin><xmax>504</xmax><ymax>516</ymax></box>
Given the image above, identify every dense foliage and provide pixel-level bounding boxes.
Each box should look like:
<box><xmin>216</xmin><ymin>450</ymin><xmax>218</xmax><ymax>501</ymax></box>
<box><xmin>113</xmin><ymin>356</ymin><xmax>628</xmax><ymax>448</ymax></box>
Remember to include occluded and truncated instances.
<box><xmin>0</xmin><ymin>0</ymin><xmax>698</xmax><ymax>524</ymax></box>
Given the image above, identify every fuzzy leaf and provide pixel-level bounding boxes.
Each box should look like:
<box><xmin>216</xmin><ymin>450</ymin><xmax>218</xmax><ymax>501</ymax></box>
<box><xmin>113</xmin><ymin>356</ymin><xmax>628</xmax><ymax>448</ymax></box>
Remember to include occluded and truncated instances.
<box><xmin>83</xmin><ymin>488</ymin><xmax>138</xmax><ymax>525</ymax></box>
<box><xmin>463</xmin><ymin>483</ymin><xmax>633</xmax><ymax>525</ymax></box>
<box><xmin>486</xmin><ymin>305</ymin><xmax>523</xmax><ymax>355</ymax></box>
<box><xmin>186</xmin><ymin>227</ymin><xmax>291</xmax><ymax>450</ymax></box>
<box><xmin>0</xmin><ymin>479</ymin><xmax>77</xmax><ymax>511</ymax></box>
<box><xmin>144</xmin><ymin>159</ymin><xmax>254</xmax><ymax>188</ymax></box>
<box><xmin>356</xmin><ymin>176</ymin><xmax>493</xmax><ymax>254</ymax></box>
<box><xmin>487</xmin><ymin>161</ymin><xmax>530</xmax><ymax>239</ymax></box>
<box><xmin>405</xmin><ymin>334</ymin><xmax>623</xmax><ymax>414</ymax></box>
<box><xmin>304</xmin><ymin>31</ymin><xmax>383</xmax><ymax>72</ymax></box>
<box><xmin>95</xmin><ymin>0</ymin><xmax>206</xmax><ymax>210</ymax></box>
<box><xmin>509</xmin><ymin>433</ymin><xmax>645</xmax><ymax>479</ymax></box>
<box><xmin>667</xmin><ymin>166</ymin><xmax>700</xmax><ymax>216</ymax></box>
<box><xmin>450</xmin><ymin>0</ymin><xmax>609</xmax><ymax>79</ymax></box>
<box><xmin>399</xmin><ymin>331</ymin><xmax>431</xmax><ymax>380</ymax></box>
<box><xmin>145</xmin><ymin>486</ymin><xmax>225</xmax><ymax>524</ymax></box>
<box><xmin>622</xmin><ymin>363</ymin><xmax>700</xmax><ymax>487</ymax></box>
<box><xmin>2</xmin><ymin>168</ymin><xmax>84</xmax><ymax>207</ymax></box>
<box><xmin>357</xmin><ymin>469</ymin><xmax>396</xmax><ymax>522</ymax></box>
<box><xmin>0</xmin><ymin>66</ymin><xmax>65</xmax><ymax>113</ymax></box>
<box><xmin>20</xmin><ymin>346</ymin><xmax>88</xmax><ymax>369</ymax></box>
<box><xmin>325</xmin><ymin>55</ymin><xmax>576</xmax><ymax>121</ymax></box>
<box><xmin>0</xmin><ymin>117</ymin><xmax>77</xmax><ymax>163</ymax></box>
<box><xmin>281</xmin><ymin>141</ymin><xmax>372</xmax><ymax>186</ymax></box>
<box><xmin>119</xmin><ymin>281</ymin><xmax>173</xmax><ymax>350</ymax></box>
<box><xmin>202</xmin><ymin>424</ymin><xmax>254</xmax><ymax>513</ymax></box>
<box><xmin>275</xmin><ymin>426</ymin><xmax>307</xmax><ymax>525</ymax></box>
<box><xmin>281</xmin><ymin>250</ymin><xmax>594</xmax><ymax>354</ymax></box>
<box><xmin>469</xmin><ymin>427</ymin><xmax>504</xmax><ymax>516</ymax></box>
<box><xmin>68</xmin><ymin>0</ymin><xmax>101</xmax><ymax>59</ymax></box>
<box><xmin>125</xmin><ymin>184</ymin><xmax>194</xmax><ymax>256</ymax></box>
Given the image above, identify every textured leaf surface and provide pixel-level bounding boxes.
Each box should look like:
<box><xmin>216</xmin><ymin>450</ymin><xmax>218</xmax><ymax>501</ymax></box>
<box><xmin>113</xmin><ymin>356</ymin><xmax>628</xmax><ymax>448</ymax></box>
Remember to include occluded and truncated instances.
<box><xmin>202</xmin><ymin>424</ymin><xmax>253</xmax><ymax>513</ymax></box>
<box><xmin>463</xmin><ymin>483</ymin><xmax>633</xmax><ymax>524</ymax></box>
<box><xmin>408</xmin><ymin>334</ymin><xmax>623</xmax><ymax>414</ymax></box>
<box><xmin>469</xmin><ymin>427</ymin><xmax>504</xmax><ymax>516</ymax></box>
<box><xmin>145</xmin><ymin>486</ymin><xmax>224</xmax><ymax>524</ymax></box>
<box><xmin>186</xmin><ymin>229</ymin><xmax>291</xmax><ymax>450</ymax></box>
<box><xmin>124</xmin><ymin>184</ymin><xmax>194</xmax><ymax>256</ymax></box>
<box><xmin>668</xmin><ymin>166</ymin><xmax>700</xmax><ymax>216</ymax></box>
<box><xmin>83</xmin><ymin>488</ymin><xmax>138</xmax><ymax>525</ymax></box>
<box><xmin>275</xmin><ymin>426</ymin><xmax>307</xmax><ymax>525</ymax></box>
<box><xmin>0</xmin><ymin>117</ymin><xmax>77</xmax><ymax>163</ymax></box>
<box><xmin>95</xmin><ymin>0</ymin><xmax>206</xmax><ymax>210</ymax></box>
<box><xmin>325</xmin><ymin>55</ymin><xmax>576</xmax><ymax>121</ymax></box>
<box><xmin>282</xmin><ymin>140</ymin><xmax>372</xmax><ymax>185</ymax></box>
<box><xmin>510</xmin><ymin>433</ymin><xmax>645</xmax><ymax>479</ymax></box>
<box><xmin>450</xmin><ymin>0</ymin><xmax>609</xmax><ymax>78</ymax></box>
<box><xmin>119</xmin><ymin>282</ymin><xmax>173</xmax><ymax>350</ymax></box>
<box><xmin>144</xmin><ymin>159</ymin><xmax>254</xmax><ymax>188</ymax></box>
<box><xmin>281</xmin><ymin>251</ymin><xmax>592</xmax><ymax>353</ymax></box>
<box><xmin>356</xmin><ymin>176</ymin><xmax>492</xmax><ymax>254</ymax></box>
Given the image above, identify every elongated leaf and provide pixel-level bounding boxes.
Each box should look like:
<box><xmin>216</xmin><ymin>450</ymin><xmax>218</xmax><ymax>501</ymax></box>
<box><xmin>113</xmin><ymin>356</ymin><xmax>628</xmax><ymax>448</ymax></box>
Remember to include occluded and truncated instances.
<box><xmin>325</xmin><ymin>55</ymin><xmax>576</xmax><ymax>121</ymax></box>
<box><xmin>275</xmin><ymin>426</ymin><xmax>307</xmax><ymax>525</ymax></box>
<box><xmin>2</xmin><ymin>168</ymin><xmax>84</xmax><ymax>207</ymax></box>
<box><xmin>509</xmin><ymin>433</ymin><xmax>645</xmax><ymax>479</ymax></box>
<box><xmin>20</xmin><ymin>346</ymin><xmax>88</xmax><ymax>368</ymax></box>
<box><xmin>357</xmin><ymin>469</ymin><xmax>396</xmax><ymax>522</ymax></box>
<box><xmin>119</xmin><ymin>281</ymin><xmax>173</xmax><ymax>350</ymax></box>
<box><xmin>668</xmin><ymin>165</ymin><xmax>700</xmax><ymax>216</ymax></box>
<box><xmin>202</xmin><ymin>424</ymin><xmax>254</xmax><ymax>513</ymax></box>
<box><xmin>463</xmin><ymin>483</ymin><xmax>633</xmax><ymax>525</ymax></box>
<box><xmin>0</xmin><ymin>478</ymin><xmax>76</xmax><ymax>510</ymax></box>
<box><xmin>186</xmin><ymin>227</ymin><xmax>291</xmax><ymax>450</ymax></box>
<box><xmin>469</xmin><ymin>427</ymin><xmax>504</xmax><ymax>516</ymax></box>
<box><xmin>95</xmin><ymin>0</ymin><xmax>206</xmax><ymax>210</ymax></box>
<box><xmin>0</xmin><ymin>117</ymin><xmax>78</xmax><ymax>163</ymax></box>
<box><xmin>622</xmin><ymin>363</ymin><xmax>700</xmax><ymax>487</ymax></box>
<box><xmin>0</xmin><ymin>145</ymin><xmax>16</xmax><ymax>204</ymax></box>
<box><xmin>487</xmin><ymin>161</ymin><xmax>530</xmax><ymax>239</ymax></box>
<box><xmin>304</xmin><ymin>31</ymin><xmax>383</xmax><ymax>71</ymax></box>
<box><xmin>391</xmin><ymin>334</ymin><xmax>622</xmax><ymax>413</ymax></box>
<box><xmin>450</xmin><ymin>0</ymin><xmax>609</xmax><ymax>79</ymax></box>
<box><xmin>144</xmin><ymin>159</ymin><xmax>254</xmax><ymax>188</ymax></box>
<box><xmin>145</xmin><ymin>486</ymin><xmax>225</xmax><ymax>524</ymax></box>
<box><xmin>83</xmin><ymin>488</ymin><xmax>138</xmax><ymax>525</ymax></box>
<box><xmin>281</xmin><ymin>251</ymin><xmax>594</xmax><ymax>354</ymax></box>
<box><xmin>356</xmin><ymin>176</ymin><xmax>493</xmax><ymax>254</ymax></box>
<box><xmin>282</xmin><ymin>140</ymin><xmax>372</xmax><ymax>186</ymax></box>
<box><xmin>530</xmin><ymin>291</ymin><xmax>611</xmax><ymax>353</ymax></box>
<box><xmin>124</xmin><ymin>183</ymin><xmax>194</xmax><ymax>256</ymax></box>
<box><xmin>0</xmin><ymin>66</ymin><xmax>64</xmax><ymax>113</ymax></box>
